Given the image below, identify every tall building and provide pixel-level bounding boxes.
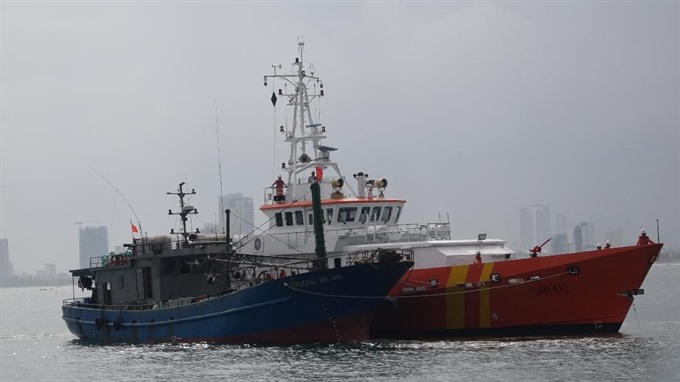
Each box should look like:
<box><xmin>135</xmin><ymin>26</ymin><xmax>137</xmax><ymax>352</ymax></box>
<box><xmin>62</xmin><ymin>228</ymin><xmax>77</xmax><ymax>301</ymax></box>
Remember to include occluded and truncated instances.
<box><xmin>79</xmin><ymin>226</ymin><xmax>109</xmax><ymax>268</ymax></box>
<box><xmin>554</xmin><ymin>213</ymin><xmax>568</xmax><ymax>236</ymax></box>
<box><xmin>551</xmin><ymin>233</ymin><xmax>570</xmax><ymax>254</ymax></box>
<box><xmin>520</xmin><ymin>205</ymin><xmax>552</xmax><ymax>251</ymax></box>
<box><xmin>604</xmin><ymin>228</ymin><xmax>622</xmax><ymax>247</ymax></box>
<box><xmin>37</xmin><ymin>263</ymin><xmax>56</xmax><ymax>278</ymax></box>
<box><xmin>218</xmin><ymin>193</ymin><xmax>254</xmax><ymax>237</ymax></box>
<box><xmin>0</xmin><ymin>239</ymin><xmax>13</xmax><ymax>277</ymax></box>
<box><xmin>573</xmin><ymin>222</ymin><xmax>595</xmax><ymax>251</ymax></box>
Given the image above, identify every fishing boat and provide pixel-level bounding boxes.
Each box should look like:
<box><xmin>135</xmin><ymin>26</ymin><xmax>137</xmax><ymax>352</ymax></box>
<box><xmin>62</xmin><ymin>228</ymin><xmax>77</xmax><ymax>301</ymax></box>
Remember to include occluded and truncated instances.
<box><xmin>61</xmin><ymin>182</ymin><xmax>414</xmax><ymax>344</ymax></box>
<box><xmin>241</xmin><ymin>42</ymin><xmax>664</xmax><ymax>338</ymax></box>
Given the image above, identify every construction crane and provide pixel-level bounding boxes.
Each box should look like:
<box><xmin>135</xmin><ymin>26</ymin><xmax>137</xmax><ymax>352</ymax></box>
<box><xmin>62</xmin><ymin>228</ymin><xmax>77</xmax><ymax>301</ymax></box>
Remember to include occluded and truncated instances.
<box><xmin>74</xmin><ymin>220</ymin><xmax>98</xmax><ymax>229</ymax></box>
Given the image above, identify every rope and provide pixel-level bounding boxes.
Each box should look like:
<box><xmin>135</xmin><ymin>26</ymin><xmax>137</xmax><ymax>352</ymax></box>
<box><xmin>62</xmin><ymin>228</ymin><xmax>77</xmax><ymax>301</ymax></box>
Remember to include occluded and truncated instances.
<box><xmin>283</xmin><ymin>270</ymin><xmax>571</xmax><ymax>300</ymax></box>
<box><xmin>319</xmin><ymin>298</ymin><xmax>341</xmax><ymax>342</ymax></box>
<box><xmin>285</xmin><ymin>282</ymin><xmax>394</xmax><ymax>300</ymax></box>
<box><xmin>632</xmin><ymin>300</ymin><xmax>642</xmax><ymax>332</ymax></box>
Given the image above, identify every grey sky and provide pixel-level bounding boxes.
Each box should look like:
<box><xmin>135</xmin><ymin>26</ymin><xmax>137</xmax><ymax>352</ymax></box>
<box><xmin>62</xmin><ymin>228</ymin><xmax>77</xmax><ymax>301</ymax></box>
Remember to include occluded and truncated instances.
<box><xmin>1</xmin><ymin>1</ymin><xmax>678</xmax><ymax>274</ymax></box>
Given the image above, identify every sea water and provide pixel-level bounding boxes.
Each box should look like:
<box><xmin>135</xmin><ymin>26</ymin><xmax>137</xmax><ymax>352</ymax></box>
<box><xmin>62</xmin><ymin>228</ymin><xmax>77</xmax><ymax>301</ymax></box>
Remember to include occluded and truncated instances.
<box><xmin>1</xmin><ymin>264</ymin><xmax>678</xmax><ymax>382</ymax></box>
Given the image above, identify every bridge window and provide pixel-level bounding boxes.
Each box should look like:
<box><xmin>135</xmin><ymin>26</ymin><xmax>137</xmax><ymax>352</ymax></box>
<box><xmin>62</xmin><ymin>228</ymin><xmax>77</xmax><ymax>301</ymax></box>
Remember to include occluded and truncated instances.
<box><xmin>275</xmin><ymin>213</ymin><xmax>283</xmax><ymax>227</ymax></box>
<box><xmin>370</xmin><ymin>206</ymin><xmax>382</xmax><ymax>222</ymax></box>
<box><xmin>295</xmin><ymin>211</ymin><xmax>304</xmax><ymax>225</ymax></box>
<box><xmin>326</xmin><ymin>208</ymin><xmax>334</xmax><ymax>225</ymax></box>
<box><xmin>381</xmin><ymin>206</ymin><xmax>392</xmax><ymax>223</ymax></box>
<box><xmin>338</xmin><ymin>207</ymin><xmax>357</xmax><ymax>223</ymax></box>
<box><xmin>394</xmin><ymin>206</ymin><xmax>402</xmax><ymax>223</ymax></box>
<box><xmin>285</xmin><ymin>211</ymin><xmax>294</xmax><ymax>226</ymax></box>
<box><xmin>359</xmin><ymin>207</ymin><xmax>370</xmax><ymax>223</ymax></box>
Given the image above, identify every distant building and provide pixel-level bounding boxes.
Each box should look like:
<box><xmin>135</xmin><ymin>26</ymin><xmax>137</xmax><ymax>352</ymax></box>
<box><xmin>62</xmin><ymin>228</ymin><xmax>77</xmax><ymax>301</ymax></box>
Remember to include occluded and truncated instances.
<box><xmin>0</xmin><ymin>239</ymin><xmax>13</xmax><ymax>277</ymax></box>
<box><xmin>554</xmin><ymin>214</ymin><xmax>568</xmax><ymax>236</ymax></box>
<box><xmin>574</xmin><ymin>222</ymin><xmax>595</xmax><ymax>251</ymax></box>
<box><xmin>520</xmin><ymin>205</ymin><xmax>551</xmax><ymax>251</ymax></box>
<box><xmin>44</xmin><ymin>263</ymin><xmax>56</xmax><ymax>276</ymax></box>
<box><xmin>551</xmin><ymin>233</ymin><xmax>570</xmax><ymax>254</ymax></box>
<box><xmin>37</xmin><ymin>263</ymin><xmax>57</xmax><ymax>278</ymax></box>
<box><xmin>218</xmin><ymin>193</ymin><xmax>254</xmax><ymax>237</ymax></box>
<box><xmin>202</xmin><ymin>223</ymin><xmax>220</xmax><ymax>235</ymax></box>
<box><xmin>79</xmin><ymin>226</ymin><xmax>108</xmax><ymax>268</ymax></box>
<box><xmin>604</xmin><ymin>228</ymin><xmax>622</xmax><ymax>247</ymax></box>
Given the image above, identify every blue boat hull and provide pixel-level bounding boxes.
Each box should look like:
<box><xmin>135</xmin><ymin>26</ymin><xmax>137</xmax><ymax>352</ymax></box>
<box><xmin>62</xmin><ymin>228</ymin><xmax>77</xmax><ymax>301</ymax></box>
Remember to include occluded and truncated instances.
<box><xmin>62</xmin><ymin>262</ymin><xmax>412</xmax><ymax>344</ymax></box>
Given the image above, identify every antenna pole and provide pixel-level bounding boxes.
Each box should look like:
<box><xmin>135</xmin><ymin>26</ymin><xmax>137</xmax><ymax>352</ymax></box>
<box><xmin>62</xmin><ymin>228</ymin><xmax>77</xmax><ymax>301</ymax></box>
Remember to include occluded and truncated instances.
<box><xmin>225</xmin><ymin>209</ymin><xmax>232</xmax><ymax>252</ymax></box>
<box><xmin>167</xmin><ymin>182</ymin><xmax>198</xmax><ymax>246</ymax></box>
<box><xmin>656</xmin><ymin>219</ymin><xmax>660</xmax><ymax>243</ymax></box>
<box><xmin>215</xmin><ymin>98</ymin><xmax>225</xmax><ymax>234</ymax></box>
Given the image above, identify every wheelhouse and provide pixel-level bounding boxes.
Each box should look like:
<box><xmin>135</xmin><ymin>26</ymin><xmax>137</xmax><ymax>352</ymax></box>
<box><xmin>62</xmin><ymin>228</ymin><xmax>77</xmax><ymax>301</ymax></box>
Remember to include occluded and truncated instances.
<box><xmin>262</xmin><ymin>198</ymin><xmax>406</xmax><ymax>229</ymax></box>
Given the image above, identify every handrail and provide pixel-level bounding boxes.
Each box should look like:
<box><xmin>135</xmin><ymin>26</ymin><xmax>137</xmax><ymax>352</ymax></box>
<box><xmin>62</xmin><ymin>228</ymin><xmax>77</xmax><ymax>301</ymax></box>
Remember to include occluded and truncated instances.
<box><xmin>64</xmin><ymin>248</ymin><xmax>413</xmax><ymax>311</ymax></box>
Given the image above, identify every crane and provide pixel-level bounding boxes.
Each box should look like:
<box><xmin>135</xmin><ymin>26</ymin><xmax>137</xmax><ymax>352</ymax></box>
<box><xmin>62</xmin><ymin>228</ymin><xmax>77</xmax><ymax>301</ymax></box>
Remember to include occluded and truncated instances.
<box><xmin>74</xmin><ymin>220</ymin><xmax>98</xmax><ymax>229</ymax></box>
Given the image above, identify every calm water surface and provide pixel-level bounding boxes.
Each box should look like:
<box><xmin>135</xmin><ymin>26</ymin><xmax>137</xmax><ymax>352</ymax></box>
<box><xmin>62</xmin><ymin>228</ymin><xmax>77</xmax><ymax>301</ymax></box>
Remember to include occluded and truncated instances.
<box><xmin>1</xmin><ymin>264</ymin><xmax>678</xmax><ymax>381</ymax></box>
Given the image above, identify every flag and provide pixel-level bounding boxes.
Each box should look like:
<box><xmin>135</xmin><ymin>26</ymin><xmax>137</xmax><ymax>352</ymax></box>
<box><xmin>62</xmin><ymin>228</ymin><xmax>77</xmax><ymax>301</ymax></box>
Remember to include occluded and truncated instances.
<box><xmin>131</xmin><ymin>222</ymin><xmax>139</xmax><ymax>234</ymax></box>
<box><xmin>315</xmin><ymin>166</ymin><xmax>323</xmax><ymax>182</ymax></box>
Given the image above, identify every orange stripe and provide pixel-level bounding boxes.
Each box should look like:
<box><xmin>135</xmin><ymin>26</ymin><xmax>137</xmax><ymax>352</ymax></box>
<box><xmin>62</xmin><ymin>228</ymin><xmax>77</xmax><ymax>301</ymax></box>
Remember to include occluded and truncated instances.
<box><xmin>445</xmin><ymin>265</ymin><xmax>468</xmax><ymax>329</ymax></box>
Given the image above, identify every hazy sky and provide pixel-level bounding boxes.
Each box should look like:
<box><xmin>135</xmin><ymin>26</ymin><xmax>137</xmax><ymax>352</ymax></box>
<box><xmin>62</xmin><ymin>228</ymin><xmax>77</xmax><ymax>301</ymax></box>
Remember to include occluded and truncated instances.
<box><xmin>1</xmin><ymin>1</ymin><xmax>678</xmax><ymax>274</ymax></box>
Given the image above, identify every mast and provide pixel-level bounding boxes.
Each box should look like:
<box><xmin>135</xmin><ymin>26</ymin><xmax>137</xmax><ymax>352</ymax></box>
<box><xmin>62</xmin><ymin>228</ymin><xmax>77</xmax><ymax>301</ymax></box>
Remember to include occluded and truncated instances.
<box><xmin>311</xmin><ymin>181</ymin><xmax>327</xmax><ymax>270</ymax></box>
<box><xmin>264</xmin><ymin>41</ymin><xmax>352</xmax><ymax>201</ymax></box>
<box><xmin>167</xmin><ymin>182</ymin><xmax>198</xmax><ymax>246</ymax></box>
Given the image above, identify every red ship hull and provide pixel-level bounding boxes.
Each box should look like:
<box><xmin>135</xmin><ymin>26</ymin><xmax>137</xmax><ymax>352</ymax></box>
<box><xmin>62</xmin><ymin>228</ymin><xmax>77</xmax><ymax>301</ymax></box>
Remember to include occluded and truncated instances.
<box><xmin>371</xmin><ymin>244</ymin><xmax>662</xmax><ymax>338</ymax></box>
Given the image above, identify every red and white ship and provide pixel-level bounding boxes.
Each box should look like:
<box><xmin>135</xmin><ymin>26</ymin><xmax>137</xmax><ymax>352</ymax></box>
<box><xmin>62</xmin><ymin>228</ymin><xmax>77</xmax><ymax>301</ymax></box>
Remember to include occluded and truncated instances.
<box><xmin>244</xmin><ymin>42</ymin><xmax>662</xmax><ymax>338</ymax></box>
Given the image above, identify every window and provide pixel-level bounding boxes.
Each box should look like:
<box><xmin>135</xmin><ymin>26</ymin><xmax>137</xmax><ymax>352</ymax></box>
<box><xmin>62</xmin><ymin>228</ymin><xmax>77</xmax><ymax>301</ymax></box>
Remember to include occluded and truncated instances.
<box><xmin>381</xmin><ymin>206</ymin><xmax>392</xmax><ymax>223</ymax></box>
<box><xmin>285</xmin><ymin>211</ymin><xmax>294</xmax><ymax>226</ymax></box>
<box><xmin>326</xmin><ymin>208</ymin><xmax>334</xmax><ymax>225</ymax></box>
<box><xmin>118</xmin><ymin>275</ymin><xmax>125</xmax><ymax>289</ymax></box>
<box><xmin>394</xmin><ymin>206</ymin><xmax>402</xmax><ymax>223</ymax></box>
<box><xmin>275</xmin><ymin>213</ymin><xmax>283</xmax><ymax>227</ymax></box>
<box><xmin>295</xmin><ymin>211</ymin><xmax>304</xmax><ymax>225</ymax></box>
<box><xmin>370</xmin><ymin>207</ymin><xmax>382</xmax><ymax>222</ymax></box>
<box><xmin>338</xmin><ymin>207</ymin><xmax>357</xmax><ymax>223</ymax></box>
<box><xmin>359</xmin><ymin>207</ymin><xmax>370</xmax><ymax>223</ymax></box>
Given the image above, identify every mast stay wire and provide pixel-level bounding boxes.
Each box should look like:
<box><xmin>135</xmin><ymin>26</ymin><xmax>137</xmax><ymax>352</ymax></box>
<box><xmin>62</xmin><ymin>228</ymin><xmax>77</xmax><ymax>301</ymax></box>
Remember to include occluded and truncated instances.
<box><xmin>90</xmin><ymin>165</ymin><xmax>143</xmax><ymax>235</ymax></box>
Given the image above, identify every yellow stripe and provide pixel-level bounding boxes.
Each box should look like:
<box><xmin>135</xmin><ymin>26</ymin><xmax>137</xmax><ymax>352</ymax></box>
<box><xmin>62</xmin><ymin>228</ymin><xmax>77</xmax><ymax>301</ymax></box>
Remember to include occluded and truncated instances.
<box><xmin>445</xmin><ymin>265</ymin><xmax>469</xmax><ymax>329</ymax></box>
<box><xmin>479</xmin><ymin>263</ymin><xmax>494</xmax><ymax>328</ymax></box>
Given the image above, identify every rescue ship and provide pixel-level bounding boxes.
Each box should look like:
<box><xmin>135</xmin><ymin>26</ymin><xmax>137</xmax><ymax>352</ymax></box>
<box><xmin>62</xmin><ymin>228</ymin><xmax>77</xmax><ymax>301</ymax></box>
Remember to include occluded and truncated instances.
<box><xmin>61</xmin><ymin>182</ymin><xmax>413</xmax><ymax>344</ymax></box>
<box><xmin>239</xmin><ymin>42</ymin><xmax>663</xmax><ymax>338</ymax></box>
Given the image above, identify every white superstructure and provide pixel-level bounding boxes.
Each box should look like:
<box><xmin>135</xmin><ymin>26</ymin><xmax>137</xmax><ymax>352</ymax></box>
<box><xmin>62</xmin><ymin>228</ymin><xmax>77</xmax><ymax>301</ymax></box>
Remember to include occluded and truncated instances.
<box><xmin>236</xmin><ymin>42</ymin><xmax>515</xmax><ymax>267</ymax></box>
